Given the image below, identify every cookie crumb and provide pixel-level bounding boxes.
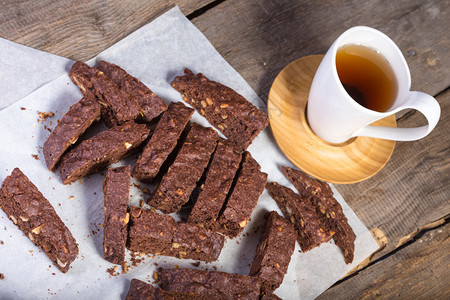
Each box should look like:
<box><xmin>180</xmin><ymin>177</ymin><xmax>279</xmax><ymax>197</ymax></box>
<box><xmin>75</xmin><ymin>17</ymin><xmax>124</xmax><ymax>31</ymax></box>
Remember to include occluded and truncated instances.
<box><xmin>38</xmin><ymin>111</ymin><xmax>54</xmax><ymax>121</ymax></box>
<box><xmin>106</xmin><ymin>266</ymin><xmax>119</xmax><ymax>277</ymax></box>
<box><xmin>191</xmin><ymin>261</ymin><xmax>200</xmax><ymax>267</ymax></box>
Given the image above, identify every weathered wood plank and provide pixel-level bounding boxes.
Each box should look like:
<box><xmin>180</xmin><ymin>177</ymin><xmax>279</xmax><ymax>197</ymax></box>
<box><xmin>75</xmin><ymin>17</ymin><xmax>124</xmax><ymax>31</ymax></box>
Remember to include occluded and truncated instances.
<box><xmin>0</xmin><ymin>0</ymin><xmax>213</xmax><ymax>61</ymax></box>
<box><xmin>192</xmin><ymin>0</ymin><xmax>449</xmax><ymax>99</ymax></box>
<box><xmin>318</xmin><ymin>221</ymin><xmax>450</xmax><ymax>299</ymax></box>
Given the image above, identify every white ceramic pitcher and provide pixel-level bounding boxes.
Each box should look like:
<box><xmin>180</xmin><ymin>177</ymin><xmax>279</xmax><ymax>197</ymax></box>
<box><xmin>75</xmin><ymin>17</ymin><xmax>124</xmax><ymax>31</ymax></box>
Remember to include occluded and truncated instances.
<box><xmin>307</xmin><ymin>26</ymin><xmax>441</xmax><ymax>144</ymax></box>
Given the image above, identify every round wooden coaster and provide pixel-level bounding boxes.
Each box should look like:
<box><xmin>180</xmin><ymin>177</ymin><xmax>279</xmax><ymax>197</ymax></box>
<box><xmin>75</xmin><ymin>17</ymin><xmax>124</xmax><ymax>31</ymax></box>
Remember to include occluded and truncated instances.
<box><xmin>267</xmin><ymin>55</ymin><xmax>396</xmax><ymax>184</ymax></box>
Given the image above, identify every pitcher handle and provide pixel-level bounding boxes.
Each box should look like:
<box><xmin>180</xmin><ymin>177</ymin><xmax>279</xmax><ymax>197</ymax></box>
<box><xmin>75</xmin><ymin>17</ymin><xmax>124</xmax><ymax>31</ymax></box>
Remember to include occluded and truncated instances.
<box><xmin>353</xmin><ymin>92</ymin><xmax>441</xmax><ymax>141</ymax></box>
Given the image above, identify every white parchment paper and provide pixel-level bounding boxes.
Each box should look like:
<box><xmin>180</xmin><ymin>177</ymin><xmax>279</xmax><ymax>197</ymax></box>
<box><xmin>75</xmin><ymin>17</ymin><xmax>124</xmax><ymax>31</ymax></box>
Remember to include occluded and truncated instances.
<box><xmin>0</xmin><ymin>7</ymin><xmax>379</xmax><ymax>300</ymax></box>
<box><xmin>0</xmin><ymin>37</ymin><xmax>72</xmax><ymax>110</ymax></box>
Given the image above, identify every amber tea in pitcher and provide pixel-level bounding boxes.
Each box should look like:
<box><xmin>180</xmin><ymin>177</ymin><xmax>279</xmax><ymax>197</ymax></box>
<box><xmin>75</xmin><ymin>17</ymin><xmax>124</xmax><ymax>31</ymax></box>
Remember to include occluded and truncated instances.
<box><xmin>308</xmin><ymin>26</ymin><xmax>440</xmax><ymax>143</ymax></box>
<box><xmin>336</xmin><ymin>44</ymin><xmax>398</xmax><ymax>112</ymax></box>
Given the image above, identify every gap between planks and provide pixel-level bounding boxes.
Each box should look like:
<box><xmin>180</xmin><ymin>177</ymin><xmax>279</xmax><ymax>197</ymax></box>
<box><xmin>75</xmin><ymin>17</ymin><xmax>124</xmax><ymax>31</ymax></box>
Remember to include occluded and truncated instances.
<box><xmin>334</xmin><ymin>214</ymin><xmax>449</xmax><ymax>287</ymax></box>
<box><xmin>186</xmin><ymin>0</ymin><xmax>228</xmax><ymax>20</ymax></box>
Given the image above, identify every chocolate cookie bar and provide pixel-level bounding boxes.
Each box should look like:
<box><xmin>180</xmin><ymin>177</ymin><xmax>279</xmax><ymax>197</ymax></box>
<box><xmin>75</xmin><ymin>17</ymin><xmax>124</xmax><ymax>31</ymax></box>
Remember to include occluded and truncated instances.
<box><xmin>133</xmin><ymin>102</ymin><xmax>194</xmax><ymax>182</ymax></box>
<box><xmin>158</xmin><ymin>267</ymin><xmax>262</xmax><ymax>300</ymax></box>
<box><xmin>126</xmin><ymin>278</ymin><xmax>209</xmax><ymax>300</ymax></box>
<box><xmin>59</xmin><ymin>121</ymin><xmax>149</xmax><ymax>185</ymax></box>
<box><xmin>97</xmin><ymin>60</ymin><xmax>167</xmax><ymax>122</ymax></box>
<box><xmin>171</xmin><ymin>68</ymin><xmax>268</xmax><ymax>149</ymax></box>
<box><xmin>127</xmin><ymin>207</ymin><xmax>224</xmax><ymax>262</ymax></box>
<box><xmin>0</xmin><ymin>168</ymin><xmax>78</xmax><ymax>273</ymax></box>
<box><xmin>103</xmin><ymin>166</ymin><xmax>130</xmax><ymax>265</ymax></box>
<box><xmin>281</xmin><ymin>166</ymin><xmax>333</xmax><ymax>198</ymax></box>
<box><xmin>43</xmin><ymin>93</ymin><xmax>101</xmax><ymax>171</ymax></box>
<box><xmin>250</xmin><ymin>211</ymin><xmax>296</xmax><ymax>294</ymax></box>
<box><xmin>187</xmin><ymin>139</ymin><xmax>242</xmax><ymax>229</ymax></box>
<box><xmin>216</xmin><ymin>151</ymin><xmax>267</xmax><ymax>238</ymax></box>
<box><xmin>148</xmin><ymin>123</ymin><xmax>218</xmax><ymax>213</ymax></box>
<box><xmin>265</xmin><ymin>182</ymin><xmax>334</xmax><ymax>252</ymax></box>
<box><xmin>282</xmin><ymin>166</ymin><xmax>356</xmax><ymax>264</ymax></box>
<box><xmin>69</xmin><ymin>61</ymin><xmax>140</xmax><ymax>127</ymax></box>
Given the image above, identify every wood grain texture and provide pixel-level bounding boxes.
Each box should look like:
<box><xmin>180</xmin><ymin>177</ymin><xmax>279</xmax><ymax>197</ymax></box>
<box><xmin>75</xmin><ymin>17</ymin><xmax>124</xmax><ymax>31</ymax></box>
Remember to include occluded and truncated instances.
<box><xmin>318</xmin><ymin>221</ymin><xmax>450</xmax><ymax>299</ymax></box>
<box><xmin>0</xmin><ymin>0</ymin><xmax>213</xmax><ymax>61</ymax></box>
<box><xmin>268</xmin><ymin>55</ymin><xmax>396</xmax><ymax>183</ymax></box>
<box><xmin>192</xmin><ymin>0</ymin><xmax>449</xmax><ymax>101</ymax></box>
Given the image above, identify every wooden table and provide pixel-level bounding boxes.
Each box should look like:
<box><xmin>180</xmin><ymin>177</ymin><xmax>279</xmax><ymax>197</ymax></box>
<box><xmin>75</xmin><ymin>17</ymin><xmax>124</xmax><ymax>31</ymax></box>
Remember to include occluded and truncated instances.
<box><xmin>1</xmin><ymin>0</ymin><xmax>448</xmax><ymax>298</ymax></box>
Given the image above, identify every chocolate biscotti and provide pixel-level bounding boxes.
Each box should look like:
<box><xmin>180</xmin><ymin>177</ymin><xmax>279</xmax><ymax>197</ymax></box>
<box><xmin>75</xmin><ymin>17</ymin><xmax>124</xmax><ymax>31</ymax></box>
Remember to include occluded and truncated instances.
<box><xmin>43</xmin><ymin>93</ymin><xmax>101</xmax><ymax>171</ymax></box>
<box><xmin>187</xmin><ymin>138</ymin><xmax>242</xmax><ymax>229</ymax></box>
<box><xmin>158</xmin><ymin>267</ymin><xmax>262</xmax><ymax>300</ymax></box>
<box><xmin>0</xmin><ymin>168</ymin><xmax>78</xmax><ymax>273</ymax></box>
<box><xmin>133</xmin><ymin>102</ymin><xmax>194</xmax><ymax>182</ymax></box>
<box><xmin>281</xmin><ymin>166</ymin><xmax>334</xmax><ymax>198</ymax></box>
<box><xmin>249</xmin><ymin>211</ymin><xmax>296</xmax><ymax>294</ymax></box>
<box><xmin>58</xmin><ymin>121</ymin><xmax>149</xmax><ymax>185</ymax></box>
<box><xmin>103</xmin><ymin>166</ymin><xmax>131</xmax><ymax>265</ymax></box>
<box><xmin>126</xmin><ymin>278</ymin><xmax>209</xmax><ymax>300</ymax></box>
<box><xmin>97</xmin><ymin>60</ymin><xmax>167</xmax><ymax>122</ymax></box>
<box><xmin>171</xmin><ymin>68</ymin><xmax>268</xmax><ymax>149</ymax></box>
<box><xmin>127</xmin><ymin>207</ymin><xmax>224</xmax><ymax>262</ymax></box>
<box><xmin>282</xmin><ymin>166</ymin><xmax>356</xmax><ymax>264</ymax></box>
<box><xmin>216</xmin><ymin>151</ymin><xmax>267</xmax><ymax>238</ymax></box>
<box><xmin>265</xmin><ymin>182</ymin><xmax>334</xmax><ymax>252</ymax></box>
<box><xmin>310</xmin><ymin>193</ymin><xmax>356</xmax><ymax>264</ymax></box>
<box><xmin>148</xmin><ymin>123</ymin><xmax>218</xmax><ymax>213</ymax></box>
<box><xmin>69</xmin><ymin>61</ymin><xmax>140</xmax><ymax>127</ymax></box>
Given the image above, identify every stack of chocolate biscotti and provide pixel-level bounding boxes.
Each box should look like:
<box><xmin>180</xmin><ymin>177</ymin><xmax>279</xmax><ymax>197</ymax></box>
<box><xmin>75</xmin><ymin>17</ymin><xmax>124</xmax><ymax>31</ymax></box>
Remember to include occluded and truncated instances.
<box><xmin>125</xmin><ymin>210</ymin><xmax>296</xmax><ymax>299</ymax></box>
<box><xmin>43</xmin><ymin>61</ymin><xmax>268</xmax><ymax>184</ymax></box>
<box><xmin>1</xmin><ymin>61</ymin><xmax>270</xmax><ymax>276</ymax></box>
<box><xmin>266</xmin><ymin>166</ymin><xmax>356</xmax><ymax>264</ymax></box>
<box><xmin>1</xmin><ymin>58</ymin><xmax>356</xmax><ymax>298</ymax></box>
